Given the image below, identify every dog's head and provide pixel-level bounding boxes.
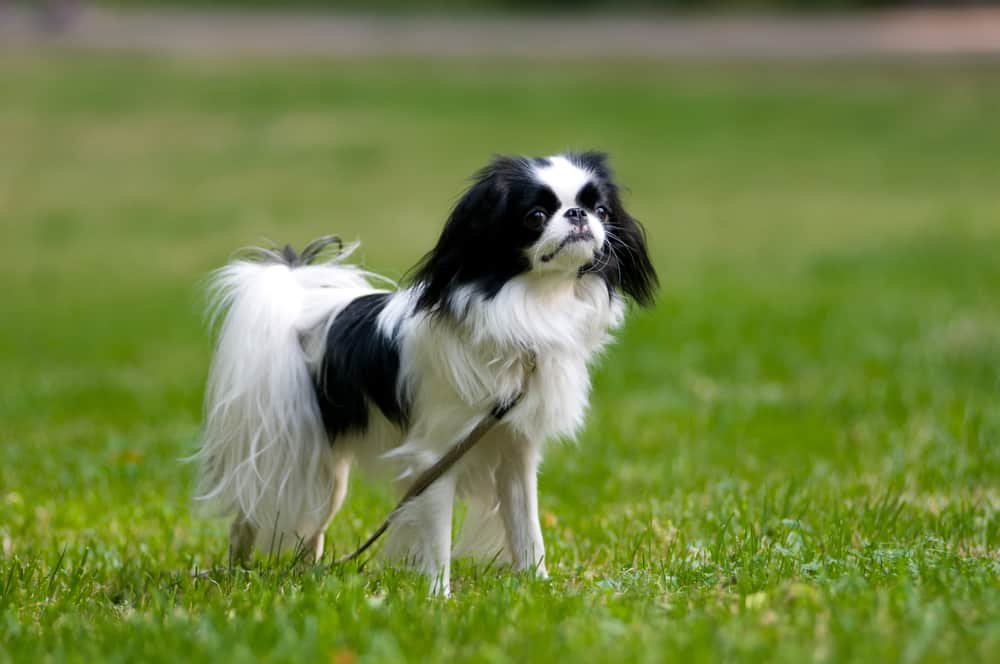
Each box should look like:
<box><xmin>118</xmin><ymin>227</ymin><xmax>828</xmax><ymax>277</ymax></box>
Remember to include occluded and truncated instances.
<box><xmin>414</xmin><ymin>152</ymin><xmax>657</xmax><ymax>313</ymax></box>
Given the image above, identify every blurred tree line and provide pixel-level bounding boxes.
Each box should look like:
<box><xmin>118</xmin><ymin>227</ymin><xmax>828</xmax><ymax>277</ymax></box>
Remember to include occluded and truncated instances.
<box><xmin>106</xmin><ymin>0</ymin><xmax>990</xmax><ymax>10</ymax></box>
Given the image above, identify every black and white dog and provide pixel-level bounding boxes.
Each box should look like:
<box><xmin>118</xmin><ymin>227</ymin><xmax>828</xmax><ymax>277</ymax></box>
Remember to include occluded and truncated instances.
<box><xmin>195</xmin><ymin>152</ymin><xmax>656</xmax><ymax>594</ymax></box>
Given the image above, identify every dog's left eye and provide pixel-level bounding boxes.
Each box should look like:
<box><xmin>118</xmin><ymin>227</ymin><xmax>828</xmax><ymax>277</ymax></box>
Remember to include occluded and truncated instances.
<box><xmin>595</xmin><ymin>206</ymin><xmax>610</xmax><ymax>221</ymax></box>
<box><xmin>526</xmin><ymin>209</ymin><xmax>548</xmax><ymax>227</ymax></box>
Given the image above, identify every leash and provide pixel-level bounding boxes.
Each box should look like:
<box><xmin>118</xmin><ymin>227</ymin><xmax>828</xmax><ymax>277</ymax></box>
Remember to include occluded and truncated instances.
<box><xmin>333</xmin><ymin>352</ymin><xmax>537</xmax><ymax>565</ymax></box>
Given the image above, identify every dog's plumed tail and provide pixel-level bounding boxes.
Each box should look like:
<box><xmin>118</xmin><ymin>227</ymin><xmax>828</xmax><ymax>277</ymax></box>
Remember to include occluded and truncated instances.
<box><xmin>194</xmin><ymin>239</ymin><xmax>372</xmax><ymax>552</ymax></box>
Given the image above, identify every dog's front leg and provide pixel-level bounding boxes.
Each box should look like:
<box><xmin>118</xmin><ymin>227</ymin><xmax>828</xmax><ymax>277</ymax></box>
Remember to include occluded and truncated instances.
<box><xmin>383</xmin><ymin>470</ymin><xmax>457</xmax><ymax>596</ymax></box>
<box><xmin>497</xmin><ymin>440</ymin><xmax>547</xmax><ymax>578</ymax></box>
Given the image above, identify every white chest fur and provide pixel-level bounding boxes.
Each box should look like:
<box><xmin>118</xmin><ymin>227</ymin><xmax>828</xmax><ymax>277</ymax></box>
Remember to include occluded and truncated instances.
<box><xmin>396</xmin><ymin>273</ymin><xmax>624</xmax><ymax>447</ymax></box>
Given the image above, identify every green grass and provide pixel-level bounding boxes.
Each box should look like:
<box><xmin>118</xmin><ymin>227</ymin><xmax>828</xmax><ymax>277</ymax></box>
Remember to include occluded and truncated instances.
<box><xmin>1</xmin><ymin>54</ymin><xmax>999</xmax><ymax>662</ymax></box>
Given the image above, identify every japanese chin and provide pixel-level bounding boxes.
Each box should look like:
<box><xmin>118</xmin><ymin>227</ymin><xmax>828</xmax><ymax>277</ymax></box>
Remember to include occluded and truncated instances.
<box><xmin>195</xmin><ymin>151</ymin><xmax>657</xmax><ymax>594</ymax></box>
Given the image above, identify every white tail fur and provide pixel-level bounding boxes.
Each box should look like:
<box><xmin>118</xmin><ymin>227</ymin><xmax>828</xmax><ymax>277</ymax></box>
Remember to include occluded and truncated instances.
<box><xmin>194</xmin><ymin>246</ymin><xmax>376</xmax><ymax>551</ymax></box>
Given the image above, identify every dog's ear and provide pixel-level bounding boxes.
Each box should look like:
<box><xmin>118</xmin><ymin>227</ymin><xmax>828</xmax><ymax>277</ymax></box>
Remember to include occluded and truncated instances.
<box><xmin>412</xmin><ymin>158</ymin><xmax>514</xmax><ymax>312</ymax></box>
<box><xmin>603</xmin><ymin>198</ymin><xmax>658</xmax><ymax>307</ymax></box>
<box><xmin>575</xmin><ymin>153</ymin><xmax>658</xmax><ymax>307</ymax></box>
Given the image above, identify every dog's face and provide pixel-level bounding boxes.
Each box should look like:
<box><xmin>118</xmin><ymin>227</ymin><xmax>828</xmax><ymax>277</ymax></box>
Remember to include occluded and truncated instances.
<box><xmin>414</xmin><ymin>152</ymin><xmax>657</xmax><ymax>312</ymax></box>
<box><xmin>523</xmin><ymin>156</ymin><xmax>609</xmax><ymax>273</ymax></box>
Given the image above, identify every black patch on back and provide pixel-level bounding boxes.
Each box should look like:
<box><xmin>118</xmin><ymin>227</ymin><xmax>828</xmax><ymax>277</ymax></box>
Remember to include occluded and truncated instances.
<box><xmin>313</xmin><ymin>293</ymin><xmax>408</xmax><ymax>441</ymax></box>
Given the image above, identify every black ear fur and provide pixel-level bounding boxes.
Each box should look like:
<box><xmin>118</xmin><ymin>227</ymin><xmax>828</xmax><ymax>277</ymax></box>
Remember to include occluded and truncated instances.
<box><xmin>570</xmin><ymin>152</ymin><xmax>658</xmax><ymax>307</ymax></box>
<box><xmin>411</xmin><ymin>156</ymin><xmax>532</xmax><ymax>313</ymax></box>
<box><xmin>604</xmin><ymin>204</ymin><xmax>658</xmax><ymax>307</ymax></box>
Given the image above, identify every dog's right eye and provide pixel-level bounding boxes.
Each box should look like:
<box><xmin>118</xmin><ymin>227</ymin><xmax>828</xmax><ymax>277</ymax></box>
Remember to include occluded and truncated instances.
<box><xmin>526</xmin><ymin>209</ymin><xmax>547</xmax><ymax>227</ymax></box>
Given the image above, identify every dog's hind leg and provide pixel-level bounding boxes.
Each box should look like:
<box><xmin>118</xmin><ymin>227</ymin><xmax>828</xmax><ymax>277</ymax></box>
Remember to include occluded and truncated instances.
<box><xmin>302</xmin><ymin>457</ymin><xmax>351</xmax><ymax>563</ymax></box>
<box><xmin>229</xmin><ymin>514</ymin><xmax>257</xmax><ymax>568</ymax></box>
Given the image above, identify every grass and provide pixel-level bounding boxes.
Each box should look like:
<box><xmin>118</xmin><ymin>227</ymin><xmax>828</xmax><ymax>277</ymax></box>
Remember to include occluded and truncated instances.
<box><xmin>1</xmin><ymin>53</ymin><xmax>999</xmax><ymax>662</ymax></box>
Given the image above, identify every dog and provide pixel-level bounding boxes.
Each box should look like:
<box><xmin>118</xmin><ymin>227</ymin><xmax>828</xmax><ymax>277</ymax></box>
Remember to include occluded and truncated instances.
<box><xmin>194</xmin><ymin>152</ymin><xmax>656</xmax><ymax>594</ymax></box>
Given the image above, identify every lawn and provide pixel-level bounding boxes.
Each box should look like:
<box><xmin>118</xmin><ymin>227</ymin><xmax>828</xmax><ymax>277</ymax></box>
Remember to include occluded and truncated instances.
<box><xmin>1</xmin><ymin>54</ymin><xmax>999</xmax><ymax>662</ymax></box>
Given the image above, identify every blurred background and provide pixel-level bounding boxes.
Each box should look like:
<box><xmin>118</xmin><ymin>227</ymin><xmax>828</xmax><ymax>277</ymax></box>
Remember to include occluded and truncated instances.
<box><xmin>2</xmin><ymin>0</ymin><xmax>999</xmax><ymax>540</ymax></box>
<box><xmin>1</xmin><ymin>1</ymin><xmax>999</xmax><ymax>658</ymax></box>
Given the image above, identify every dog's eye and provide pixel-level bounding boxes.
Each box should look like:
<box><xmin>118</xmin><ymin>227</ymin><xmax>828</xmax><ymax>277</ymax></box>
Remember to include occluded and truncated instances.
<box><xmin>595</xmin><ymin>206</ymin><xmax>610</xmax><ymax>221</ymax></box>
<box><xmin>526</xmin><ymin>209</ymin><xmax>548</xmax><ymax>227</ymax></box>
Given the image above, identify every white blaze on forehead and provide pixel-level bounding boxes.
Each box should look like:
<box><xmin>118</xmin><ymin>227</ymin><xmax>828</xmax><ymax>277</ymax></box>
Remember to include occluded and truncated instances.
<box><xmin>533</xmin><ymin>156</ymin><xmax>593</xmax><ymax>208</ymax></box>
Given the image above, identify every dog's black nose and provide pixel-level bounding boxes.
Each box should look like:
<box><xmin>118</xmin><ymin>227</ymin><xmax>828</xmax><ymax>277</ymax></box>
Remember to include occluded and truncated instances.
<box><xmin>564</xmin><ymin>208</ymin><xmax>588</xmax><ymax>228</ymax></box>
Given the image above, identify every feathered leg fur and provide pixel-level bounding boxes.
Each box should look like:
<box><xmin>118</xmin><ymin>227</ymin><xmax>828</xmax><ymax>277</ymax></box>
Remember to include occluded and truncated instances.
<box><xmin>496</xmin><ymin>437</ymin><xmax>547</xmax><ymax>577</ymax></box>
<box><xmin>381</xmin><ymin>471</ymin><xmax>457</xmax><ymax>596</ymax></box>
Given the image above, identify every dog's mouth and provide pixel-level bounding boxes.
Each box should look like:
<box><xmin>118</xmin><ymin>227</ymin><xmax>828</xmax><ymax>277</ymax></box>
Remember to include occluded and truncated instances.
<box><xmin>540</xmin><ymin>230</ymin><xmax>595</xmax><ymax>263</ymax></box>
